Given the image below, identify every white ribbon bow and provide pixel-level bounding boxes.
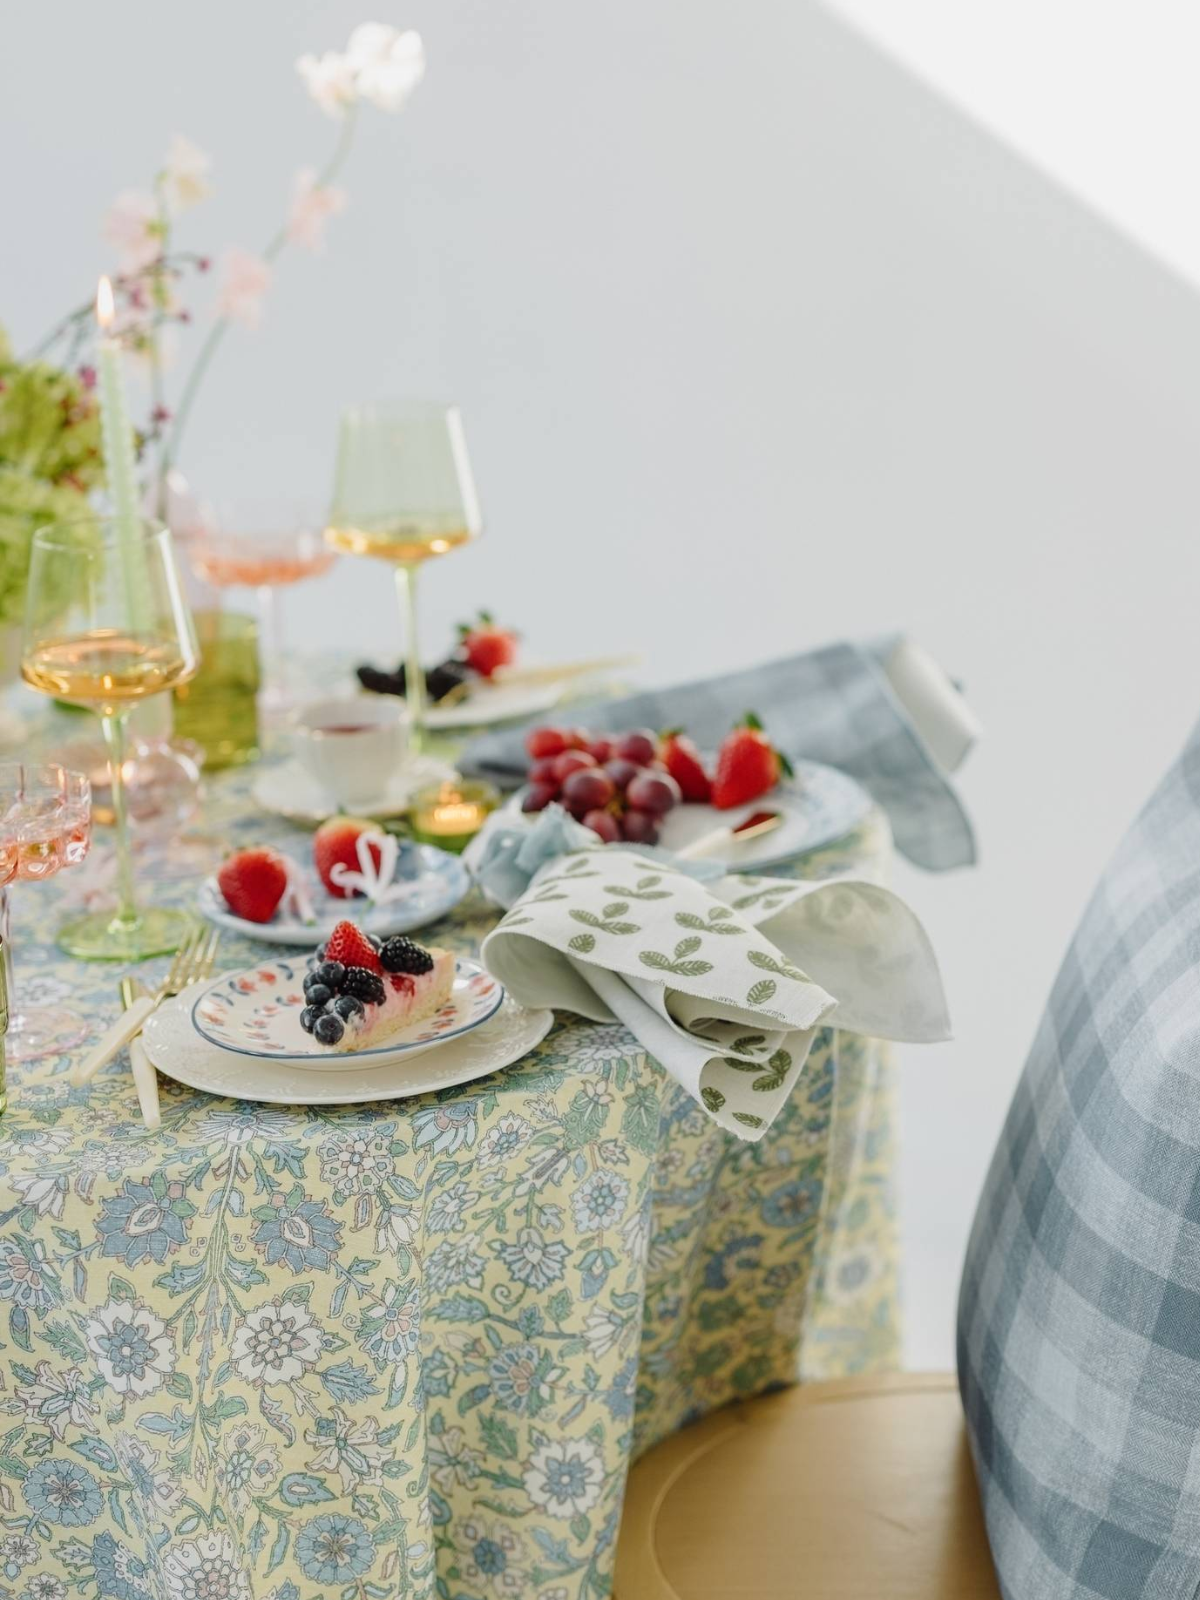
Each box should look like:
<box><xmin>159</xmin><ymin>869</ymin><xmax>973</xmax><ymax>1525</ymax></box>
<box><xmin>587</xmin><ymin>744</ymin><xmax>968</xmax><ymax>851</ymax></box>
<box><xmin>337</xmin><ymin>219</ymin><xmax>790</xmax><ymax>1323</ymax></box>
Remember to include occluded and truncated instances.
<box><xmin>328</xmin><ymin>829</ymin><xmax>409</xmax><ymax>907</ymax></box>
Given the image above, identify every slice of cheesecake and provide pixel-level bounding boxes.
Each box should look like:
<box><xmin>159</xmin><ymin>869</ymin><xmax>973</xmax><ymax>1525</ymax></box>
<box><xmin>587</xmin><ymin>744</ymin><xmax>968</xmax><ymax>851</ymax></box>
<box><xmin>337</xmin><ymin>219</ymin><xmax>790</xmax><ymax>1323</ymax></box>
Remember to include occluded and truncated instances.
<box><xmin>337</xmin><ymin>949</ymin><xmax>455</xmax><ymax>1053</ymax></box>
<box><xmin>302</xmin><ymin>921</ymin><xmax>456</xmax><ymax>1053</ymax></box>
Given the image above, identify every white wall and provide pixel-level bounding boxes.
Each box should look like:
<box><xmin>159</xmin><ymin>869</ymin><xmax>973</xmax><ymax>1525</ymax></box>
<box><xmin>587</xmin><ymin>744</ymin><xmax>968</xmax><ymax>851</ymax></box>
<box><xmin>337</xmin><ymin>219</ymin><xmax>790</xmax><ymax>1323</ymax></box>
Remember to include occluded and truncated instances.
<box><xmin>6</xmin><ymin>1</ymin><xmax>1200</xmax><ymax>1367</ymax></box>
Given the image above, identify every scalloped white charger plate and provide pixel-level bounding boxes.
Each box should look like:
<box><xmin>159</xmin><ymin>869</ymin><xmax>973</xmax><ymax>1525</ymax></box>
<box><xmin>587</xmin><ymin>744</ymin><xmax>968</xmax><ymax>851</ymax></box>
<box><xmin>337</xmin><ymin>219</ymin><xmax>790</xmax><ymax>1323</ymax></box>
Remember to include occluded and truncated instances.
<box><xmin>190</xmin><ymin>957</ymin><xmax>503</xmax><ymax>1067</ymax></box>
<box><xmin>142</xmin><ymin>974</ymin><xmax>552</xmax><ymax>1105</ymax></box>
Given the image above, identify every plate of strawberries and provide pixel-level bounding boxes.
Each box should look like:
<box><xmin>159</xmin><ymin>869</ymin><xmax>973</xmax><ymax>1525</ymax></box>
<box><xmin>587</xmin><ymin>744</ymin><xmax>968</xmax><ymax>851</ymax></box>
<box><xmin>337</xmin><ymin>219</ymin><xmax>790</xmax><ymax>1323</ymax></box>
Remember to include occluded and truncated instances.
<box><xmin>200</xmin><ymin>815</ymin><xmax>470</xmax><ymax>944</ymax></box>
<box><xmin>508</xmin><ymin>714</ymin><xmax>872</xmax><ymax>871</ymax></box>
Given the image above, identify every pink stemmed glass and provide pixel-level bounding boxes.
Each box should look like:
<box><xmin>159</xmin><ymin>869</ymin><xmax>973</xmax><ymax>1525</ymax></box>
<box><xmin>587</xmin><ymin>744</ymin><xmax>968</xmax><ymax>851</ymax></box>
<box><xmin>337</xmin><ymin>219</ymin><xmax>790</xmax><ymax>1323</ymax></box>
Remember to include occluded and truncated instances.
<box><xmin>186</xmin><ymin>502</ymin><xmax>336</xmax><ymax>715</ymax></box>
<box><xmin>0</xmin><ymin>765</ymin><xmax>92</xmax><ymax>1062</ymax></box>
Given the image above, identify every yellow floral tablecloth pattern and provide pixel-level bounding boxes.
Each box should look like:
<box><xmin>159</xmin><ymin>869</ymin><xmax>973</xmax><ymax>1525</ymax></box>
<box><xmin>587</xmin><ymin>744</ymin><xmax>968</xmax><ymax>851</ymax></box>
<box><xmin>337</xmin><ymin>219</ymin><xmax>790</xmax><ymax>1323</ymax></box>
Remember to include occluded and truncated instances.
<box><xmin>0</xmin><ymin>763</ymin><xmax>899</xmax><ymax>1600</ymax></box>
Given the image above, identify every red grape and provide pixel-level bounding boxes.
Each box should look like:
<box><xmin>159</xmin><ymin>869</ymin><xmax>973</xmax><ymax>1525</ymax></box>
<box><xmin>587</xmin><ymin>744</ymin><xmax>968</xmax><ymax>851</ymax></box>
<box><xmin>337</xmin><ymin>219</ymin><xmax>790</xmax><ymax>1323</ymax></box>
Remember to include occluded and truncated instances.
<box><xmin>621</xmin><ymin>809</ymin><xmax>660</xmax><ymax>845</ymax></box>
<box><xmin>529</xmin><ymin>757</ymin><xmax>559</xmax><ymax>786</ymax></box>
<box><xmin>582</xmin><ymin>809</ymin><xmax>621</xmax><ymax>843</ymax></box>
<box><xmin>565</xmin><ymin>728</ymin><xmax>592</xmax><ymax>750</ymax></box>
<box><xmin>588</xmin><ymin>737</ymin><xmax>614</xmax><ymax>763</ymax></box>
<box><xmin>614</xmin><ymin>730</ymin><xmax>657</xmax><ymax>766</ymax></box>
<box><xmin>521</xmin><ymin>782</ymin><xmax>558</xmax><ymax>813</ymax></box>
<box><xmin>603</xmin><ymin>758</ymin><xmax>640</xmax><ymax>793</ymax></box>
<box><xmin>626</xmin><ymin>770</ymin><xmax>681</xmax><ymax>815</ymax></box>
<box><xmin>553</xmin><ymin>750</ymin><xmax>597</xmax><ymax>783</ymax></box>
<box><xmin>562</xmin><ymin>768</ymin><xmax>616</xmax><ymax>812</ymax></box>
<box><xmin>526</xmin><ymin>726</ymin><xmax>568</xmax><ymax>760</ymax></box>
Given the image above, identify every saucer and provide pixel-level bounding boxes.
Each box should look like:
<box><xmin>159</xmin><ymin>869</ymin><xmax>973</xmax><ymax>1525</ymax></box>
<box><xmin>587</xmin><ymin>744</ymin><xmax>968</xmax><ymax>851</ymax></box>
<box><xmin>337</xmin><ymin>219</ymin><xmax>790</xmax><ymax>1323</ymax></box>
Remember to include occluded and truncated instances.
<box><xmin>142</xmin><ymin>975</ymin><xmax>552</xmax><ymax>1105</ymax></box>
<box><xmin>190</xmin><ymin>956</ymin><xmax>504</xmax><ymax>1067</ymax></box>
<box><xmin>199</xmin><ymin>841</ymin><xmax>470</xmax><ymax>946</ymax></box>
<box><xmin>252</xmin><ymin>753</ymin><xmax>455</xmax><ymax>825</ymax></box>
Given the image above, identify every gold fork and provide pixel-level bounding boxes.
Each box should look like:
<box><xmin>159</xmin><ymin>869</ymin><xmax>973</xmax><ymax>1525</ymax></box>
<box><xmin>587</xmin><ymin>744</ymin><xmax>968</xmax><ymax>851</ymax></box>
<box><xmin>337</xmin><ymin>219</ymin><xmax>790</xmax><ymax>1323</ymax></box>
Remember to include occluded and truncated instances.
<box><xmin>73</xmin><ymin>925</ymin><xmax>221</xmax><ymax>1086</ymax></box>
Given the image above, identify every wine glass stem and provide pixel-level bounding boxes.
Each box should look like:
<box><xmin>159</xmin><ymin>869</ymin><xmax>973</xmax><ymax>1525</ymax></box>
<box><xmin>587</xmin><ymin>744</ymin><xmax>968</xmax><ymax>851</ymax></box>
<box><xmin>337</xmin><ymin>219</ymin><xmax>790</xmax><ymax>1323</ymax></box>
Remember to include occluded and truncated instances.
<box><xmin>102</xmin><ymin>711</ymin><xmax>140</xmax><ymax>933</ymax></box>
<box><xmin>0</xmin><ymin>886</ymin><xmax>16</xmax><ymax>1030</ymax></box>
<box><xmin>395</xmin><ymin>562</ymin><xmax>424</xmax><ymax>751</ymax></box>
<box><xmin>257</xmin><ymin>585</ymin><xmax>283</xmax><ymax>704</ymax></box>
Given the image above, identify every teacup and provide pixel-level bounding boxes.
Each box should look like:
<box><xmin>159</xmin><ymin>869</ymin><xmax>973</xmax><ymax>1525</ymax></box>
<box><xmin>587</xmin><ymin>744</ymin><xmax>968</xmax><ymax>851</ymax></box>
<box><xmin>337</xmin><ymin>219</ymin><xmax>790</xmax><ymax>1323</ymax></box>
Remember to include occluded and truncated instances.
<box><xmin>292</xmin><ymin>697</ymin><xmax>409</xmax><ymax>808</ymax></box>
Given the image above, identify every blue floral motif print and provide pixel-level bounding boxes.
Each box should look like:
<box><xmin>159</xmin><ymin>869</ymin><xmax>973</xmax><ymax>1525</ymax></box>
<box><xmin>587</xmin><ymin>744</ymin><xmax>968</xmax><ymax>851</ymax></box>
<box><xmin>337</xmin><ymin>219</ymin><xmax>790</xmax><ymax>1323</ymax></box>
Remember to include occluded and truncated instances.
<box><xmin>489</xmin><ymin>1341</ymin><xmax>559</xmax><ymax>1415</ymax></box>
<box><xmin>84</xmin><ymin>1300</ymin><xmax>174</xmax><ymax>1398</ymax></box>
<box><xmin>95</xmin><ymin>1174</ymin><xmax>195</xmax><ymax>1266</ymax></box>
<box><xmin>496</xmin><ymin>1225</ymin><xmax>570</xmax><ymax>1289</ymax></box>
<box><xmin>0</xmin><ymin>1235</ymin><xmax>59</xmax><ymax>1312</ymax></box>
<box><xmin>91</xmin><ymin>1532</ymin><xmax>153</xmax><ymax>1600</ymax></box>
<box><xmin>23</xmin><ymin>1459</ymin><xmax>103</xmax><ymax>1526</ymax></box>
<box><xmin>571</xmin><ymin>1168</ymin><xmax>630</xmax><ymax>1231</ymax></box>
<box><xmin>251</xmin><ymin>1188</ymin><xmax>342</xmax><ymax>1273</ymax></box>
<box><xmin>760</xmin><ymin>1175</ymin><xmax>822</xmax><ymax>1229</ymax></box>
<box><xmin>357</xmin><ymin>1278</ymin><xmax>420</xmax><ymax>1367</ymax></box>
<box><xmin>410</xmin><ymin>1099</ymin><xmax>478</xmax><ymax>1154</ymax></box>
<box><xmin>295</xmin><ymin>1514</ymin><xmax>375</xmax><ymax>1582</ymax></box>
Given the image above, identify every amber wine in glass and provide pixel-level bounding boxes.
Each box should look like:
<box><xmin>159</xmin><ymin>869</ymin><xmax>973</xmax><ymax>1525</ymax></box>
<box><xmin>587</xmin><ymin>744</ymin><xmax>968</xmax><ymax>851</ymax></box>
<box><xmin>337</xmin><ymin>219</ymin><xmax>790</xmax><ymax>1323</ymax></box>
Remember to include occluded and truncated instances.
<box><xmin>22</xmin><ymin>520</ymin><xmax>199</xmax><ymax>960</ymax></box>
<box><xmin>325</xmin><ymin>402</ymin><xmax>482</xmax><ymax>746</ymax></box>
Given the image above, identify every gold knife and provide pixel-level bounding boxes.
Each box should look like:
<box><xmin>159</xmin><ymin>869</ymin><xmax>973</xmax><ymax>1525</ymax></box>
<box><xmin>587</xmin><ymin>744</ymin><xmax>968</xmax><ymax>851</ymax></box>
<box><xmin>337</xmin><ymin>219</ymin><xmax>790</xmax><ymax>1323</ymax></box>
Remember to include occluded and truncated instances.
<box><xmin>120</xmin><ymin>976</ymin><xmax>161</xmax><ymax>1131</ymax></box>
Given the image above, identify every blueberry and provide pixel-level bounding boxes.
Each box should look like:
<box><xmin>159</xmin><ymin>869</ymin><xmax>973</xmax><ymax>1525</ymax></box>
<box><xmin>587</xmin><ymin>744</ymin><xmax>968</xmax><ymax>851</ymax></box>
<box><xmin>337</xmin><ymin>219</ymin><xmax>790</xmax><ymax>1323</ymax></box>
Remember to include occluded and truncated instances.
<box><xmin>306</xmin><ymin>983</ymin><xmax>332</xmax><ymax>1008</ymax></box>
<box><xmin>316</xmin><ymin>961</ymin><xmax>345</xmax><ymax>988</ymax></box>
<box><xmin>334</xmin><ymin>994</ymin><xmax>364</xmax><ymax>1022</ymax></box>
<box><xmin>299</xmin><ymin>1006</ymin><xmax>319</xmax><ymax>1034</ymax></box>
<box><xmin>314</xmin><ymin>1013</ymin><xmax>344</xmax><ymax>1046</ymax></box>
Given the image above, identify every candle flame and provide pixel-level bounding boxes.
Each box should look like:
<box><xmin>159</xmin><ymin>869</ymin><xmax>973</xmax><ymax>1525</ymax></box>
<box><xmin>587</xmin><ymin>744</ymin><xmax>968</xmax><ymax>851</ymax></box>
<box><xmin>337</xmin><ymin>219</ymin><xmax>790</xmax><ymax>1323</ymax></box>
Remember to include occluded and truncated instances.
<box><xmin>95</xmin><ymin>276</ymin><xmax>116</xmax><ymax>330</ymax></box>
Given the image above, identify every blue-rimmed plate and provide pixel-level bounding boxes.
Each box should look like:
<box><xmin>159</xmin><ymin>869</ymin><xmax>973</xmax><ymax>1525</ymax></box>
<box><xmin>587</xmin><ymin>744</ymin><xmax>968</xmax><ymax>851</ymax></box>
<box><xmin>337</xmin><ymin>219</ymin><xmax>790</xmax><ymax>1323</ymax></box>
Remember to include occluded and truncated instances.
<box><xmin>199</xmin><ymin>842</ymin><xmax>470</xmax><ymax>946</ymax></box>
<box><xmin>506</xmin><ymin>759</ymin><xmax>872</xmax><ymax>872</ymax></box>
<box><xmin>189</xmin><ymin>956</ymin><xmax>505</xmax><ymax>1068</ymax></box>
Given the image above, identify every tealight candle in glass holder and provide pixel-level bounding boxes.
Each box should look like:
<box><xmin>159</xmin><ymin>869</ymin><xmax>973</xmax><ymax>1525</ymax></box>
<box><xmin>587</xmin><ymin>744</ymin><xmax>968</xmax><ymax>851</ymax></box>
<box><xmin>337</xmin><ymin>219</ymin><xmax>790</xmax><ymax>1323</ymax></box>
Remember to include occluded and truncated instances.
<box><xmin>409</xmin><ymin>779</ymin><xmax>499</xmax><ymax>854</ymax></box>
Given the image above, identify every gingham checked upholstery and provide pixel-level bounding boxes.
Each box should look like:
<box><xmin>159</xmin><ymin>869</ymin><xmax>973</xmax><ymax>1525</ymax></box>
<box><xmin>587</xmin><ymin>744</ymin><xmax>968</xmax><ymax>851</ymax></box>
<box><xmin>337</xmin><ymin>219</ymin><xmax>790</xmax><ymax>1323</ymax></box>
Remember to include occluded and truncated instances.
<box><xmin>959</xmin><ymin>724</ymin><xmax>1200</xmax><ymax>1599</ymax></box>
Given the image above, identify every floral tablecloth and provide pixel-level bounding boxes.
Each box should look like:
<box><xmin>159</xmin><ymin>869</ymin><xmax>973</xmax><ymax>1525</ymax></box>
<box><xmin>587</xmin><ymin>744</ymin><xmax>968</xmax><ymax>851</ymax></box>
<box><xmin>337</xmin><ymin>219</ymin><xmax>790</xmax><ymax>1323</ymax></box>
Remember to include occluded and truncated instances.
<box><xmin>0</xmin><ymin>755</ymin><xmax>899</xmax><ymax>1600</ymax></box>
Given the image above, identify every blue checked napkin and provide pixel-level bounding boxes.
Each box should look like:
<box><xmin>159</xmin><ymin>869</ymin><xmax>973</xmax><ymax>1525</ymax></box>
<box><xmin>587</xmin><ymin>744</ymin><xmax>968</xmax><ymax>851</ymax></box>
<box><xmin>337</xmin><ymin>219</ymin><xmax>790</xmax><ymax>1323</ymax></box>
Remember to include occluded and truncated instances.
<box><xmin>459</xmin><ymin>636</ymin><xmax>977</xmax><ymax>871</ymax></box>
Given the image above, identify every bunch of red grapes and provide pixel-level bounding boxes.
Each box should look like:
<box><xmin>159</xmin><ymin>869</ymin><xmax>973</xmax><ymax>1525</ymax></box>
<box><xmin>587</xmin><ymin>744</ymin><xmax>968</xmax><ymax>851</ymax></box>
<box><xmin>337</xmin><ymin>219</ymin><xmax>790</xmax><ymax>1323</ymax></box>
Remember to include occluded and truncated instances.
<box><xmin>521</xmin><ymin>726</ymin><xmax>680</xmax><ymax>844</ymax></box>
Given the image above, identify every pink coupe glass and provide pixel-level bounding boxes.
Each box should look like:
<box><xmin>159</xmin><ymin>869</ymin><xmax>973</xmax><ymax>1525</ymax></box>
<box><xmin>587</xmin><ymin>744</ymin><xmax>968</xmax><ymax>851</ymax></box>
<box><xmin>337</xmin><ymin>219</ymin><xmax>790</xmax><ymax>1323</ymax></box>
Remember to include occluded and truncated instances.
<box><xmin>186</xmin><ymin>502</ymin><xmax>336</xmax><ymax>714</ymax></box>
<box><xmin>0</xmin><ymin>764</ymin><xmax>92</xmax><ymax>1062</ymax></box>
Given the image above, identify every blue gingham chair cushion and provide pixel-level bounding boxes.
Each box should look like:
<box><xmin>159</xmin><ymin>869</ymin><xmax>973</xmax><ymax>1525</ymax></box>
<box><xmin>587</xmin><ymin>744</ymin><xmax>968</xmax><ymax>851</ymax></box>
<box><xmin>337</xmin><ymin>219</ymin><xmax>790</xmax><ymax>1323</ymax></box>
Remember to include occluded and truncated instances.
<box><xmin>958</xmin><ymin>725</ymin><xmax>1200</xmax><ymax>1599</ymax></box>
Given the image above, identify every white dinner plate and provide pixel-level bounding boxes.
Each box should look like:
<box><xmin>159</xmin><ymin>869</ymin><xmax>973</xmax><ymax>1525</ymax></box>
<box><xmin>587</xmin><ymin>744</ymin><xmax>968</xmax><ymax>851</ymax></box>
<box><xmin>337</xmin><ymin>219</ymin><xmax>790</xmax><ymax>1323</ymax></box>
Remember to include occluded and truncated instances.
<box><xmin>506</xmin><ymin>759</ymin><xmax>873</xmax><ymax>871</ymax></box>
<box><xmin>424</xmin><ymin>678</ymin><xmax>564</xmax><ymax>731</ymax></box>
<box><xmin>199</xmin><ymin>842</ymin><xmax>470</xmax><ymax>946</ymax></box>
<box><xmin>251</xmin><ymin>754</ymin><xmax>456</xmax><ymax>825</ymax></box>
<box><xmin>141</xmin><ymin>975</ymin><xmax>553</xmax><ymax>1105</ymax></box>
<box><xmin>189</xmin><ymin>956</ymin><xmax>504</xmax><ymax>1067</ymax></box>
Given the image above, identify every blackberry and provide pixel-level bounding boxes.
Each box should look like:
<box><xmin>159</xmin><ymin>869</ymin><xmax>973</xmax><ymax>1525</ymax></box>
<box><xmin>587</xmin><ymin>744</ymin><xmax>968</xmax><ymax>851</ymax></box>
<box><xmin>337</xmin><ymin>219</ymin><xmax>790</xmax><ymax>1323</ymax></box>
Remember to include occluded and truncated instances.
<box><xmin>316</xmin><ymin>960</ymin><xmax>345</xmax><ymax>989</ymax></box>
<box><xmin>380</xmin><ymin>936</ymin><xmax>434</xmax><ymax>976</ymax></box>
<box><xmin>306</xmin><ymin>983</ymin><xmax>332</xmax><ymax>1008</ymax></box>
<box><xmin>341</xmin><ymin>966</ymin><xmax>386</xmax><ymax>1006</ymax></box>
<box><xmin>314</xmin><ymin>1013</ymin><xmax>345</xmax><ymax>1046</ymax></box>
<box><xmin>299</xmin><ymin>1005</ymin><xmax>320</xmax><ymax>1034</ymax></box>
<box><xmin>334</xmin><ymin>994</ymin><xmax>364</xmax><ymax>1022</ymax></box>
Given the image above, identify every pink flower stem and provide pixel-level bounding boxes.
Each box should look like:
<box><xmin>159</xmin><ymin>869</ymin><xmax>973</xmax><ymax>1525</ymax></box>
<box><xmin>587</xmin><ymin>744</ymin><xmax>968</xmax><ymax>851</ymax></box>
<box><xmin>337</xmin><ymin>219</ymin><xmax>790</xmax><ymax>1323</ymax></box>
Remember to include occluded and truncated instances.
<box><xmin>160</xmin><ymin>105</ymin><xmax>359</xmax><ymax>496</ymax></box>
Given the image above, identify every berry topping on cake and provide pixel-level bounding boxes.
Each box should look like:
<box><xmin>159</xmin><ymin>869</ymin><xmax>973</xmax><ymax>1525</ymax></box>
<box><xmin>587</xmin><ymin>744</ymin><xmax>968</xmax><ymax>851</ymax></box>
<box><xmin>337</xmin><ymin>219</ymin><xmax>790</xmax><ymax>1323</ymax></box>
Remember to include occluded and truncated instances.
<box><xmin>300</xmin><ymin>921</ymin><xmax>455</xmax><ymax>1052</ymax></box>
<box><xmin>314</xmin><ymin>817</ymin><xmax>385</xmax><ymax>900</ymax></box>
<box><xmin>380</xmin><ymin>935</ymin><xmax>435</xmax><ymax>975</ymax></box>
<box><xmin>323</xmin><ymin>920</ymin><xmax>382</xmax><ymax>973</ymax></box>
<box><xmin>217</xmin><ymin>847</ymin><xmax>289</xmax><ymax>924</ymax></box>
<box><xmin>341</xmin><ymin>966</ymin><xmax>387</xmax><ymax>1006</ymax></box>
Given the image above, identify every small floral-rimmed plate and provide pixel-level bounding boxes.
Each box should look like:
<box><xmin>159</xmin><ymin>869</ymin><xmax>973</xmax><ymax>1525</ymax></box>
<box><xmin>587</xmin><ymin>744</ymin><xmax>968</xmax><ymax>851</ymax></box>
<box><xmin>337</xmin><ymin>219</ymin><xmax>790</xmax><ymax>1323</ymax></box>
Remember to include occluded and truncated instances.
<box><xmin>189</xmin><ymin>957</ymin><xmax>504</xmax><ymax>1068</ymax></box>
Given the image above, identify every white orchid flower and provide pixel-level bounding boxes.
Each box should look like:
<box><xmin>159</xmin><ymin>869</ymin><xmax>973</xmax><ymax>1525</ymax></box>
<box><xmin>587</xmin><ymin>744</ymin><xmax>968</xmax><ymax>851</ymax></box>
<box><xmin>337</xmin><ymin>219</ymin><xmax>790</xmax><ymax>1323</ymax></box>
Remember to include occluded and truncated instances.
<box><xmin>296</xmin><ymin>49</ymin><xmax>359</xmax><ymax>118</ymax></box>
<box><xmin>161</xmin><ymin>134</ymin><xmax>212</xmax><ymax>212</ymax></box>
<box><xmin>352</xmin><ymin>26</ymin><xmax>425</xmax><ymax>113</ymax></box>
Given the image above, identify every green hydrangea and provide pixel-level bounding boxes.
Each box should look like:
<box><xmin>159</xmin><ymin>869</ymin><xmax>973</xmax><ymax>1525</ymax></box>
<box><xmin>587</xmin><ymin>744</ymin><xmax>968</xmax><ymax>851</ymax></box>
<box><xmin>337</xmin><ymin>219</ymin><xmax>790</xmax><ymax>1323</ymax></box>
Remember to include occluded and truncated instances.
<box><xmin>0</xmin><ymin>327</ymin><xmax>103</xmax><ymax>626</ymax></box>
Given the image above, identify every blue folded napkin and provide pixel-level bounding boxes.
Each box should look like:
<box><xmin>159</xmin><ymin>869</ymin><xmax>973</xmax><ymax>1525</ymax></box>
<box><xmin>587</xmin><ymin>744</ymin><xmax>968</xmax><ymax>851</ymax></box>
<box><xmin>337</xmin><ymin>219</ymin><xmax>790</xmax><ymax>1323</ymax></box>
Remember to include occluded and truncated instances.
<box><xmin>459</xmin><ymin>638</ymin><xmax>976</xmax><ymax>871</ymax></box>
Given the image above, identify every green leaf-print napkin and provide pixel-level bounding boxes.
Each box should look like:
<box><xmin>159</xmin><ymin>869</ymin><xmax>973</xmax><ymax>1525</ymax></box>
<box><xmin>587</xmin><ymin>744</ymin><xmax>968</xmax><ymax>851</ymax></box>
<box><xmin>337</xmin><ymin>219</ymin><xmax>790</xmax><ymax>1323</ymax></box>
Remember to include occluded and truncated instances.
<box><xmin>482</xmin><ymin>847</ymin><xmax>950</xmax><ymax>1142</ymax></box>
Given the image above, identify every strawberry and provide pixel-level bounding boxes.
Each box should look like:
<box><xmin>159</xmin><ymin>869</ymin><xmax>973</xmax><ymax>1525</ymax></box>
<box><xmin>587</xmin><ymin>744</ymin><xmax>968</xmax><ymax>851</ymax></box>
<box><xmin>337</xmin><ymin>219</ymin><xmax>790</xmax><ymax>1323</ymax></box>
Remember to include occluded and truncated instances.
<box><xmin>659</xmin><ymin>729</ymin><xmax>711</xmax><ymax>803</ymax></box>
<box><xmin>314</xmin><ymin>816</ymin><xmax>385</xmax><ymax>900</ymax></box>
<box><xmin>324</xmin><ymin>919</ymin><xmax>383</xmax><ymax>974</ymax></box>
<box><xmin>458</xmin><ymin>611</ymin><xmax>517</xmax><ymax>678</ymax></box>
<box><xmin>711</xmin><ymin>713</ymin><xmax>792</xmax><ymax>810</ymax></box>
<box><xmin>217</xmin><ymin>847</ymin><xmax>288</xmax><ymax>924</ymax></box>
